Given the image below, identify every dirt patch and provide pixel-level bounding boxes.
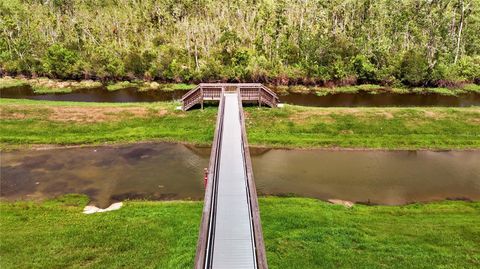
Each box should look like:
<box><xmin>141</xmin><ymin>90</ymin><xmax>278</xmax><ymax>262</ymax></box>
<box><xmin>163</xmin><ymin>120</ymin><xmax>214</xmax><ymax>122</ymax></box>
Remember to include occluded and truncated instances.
<box><xmin>287</xmin><ymin>110</ymin><xmax>334</xmax><ymax>124</ymax></box>
<box><xmin>287</xmin><ymin>108</ymin><xmax>365</xmax><ymax>124</ymax></box>
<box><xmin>382</xmin><ymin>112</ymin><xmax>394</xmax><ymax>119</ymax></box>
<box><xmin>424</xmin><ymin>110</ymin><xmax>441</xmax><ymax>119</ymax></box>
<box><xmin>328</xmin><ymin>199</ymin><xmax>354</xmax><ymax>208</ymax></box>
<box><xmin>1</xmin><ymin>105</ymin><xmax>168</xmax><ymax>123</ymax></box>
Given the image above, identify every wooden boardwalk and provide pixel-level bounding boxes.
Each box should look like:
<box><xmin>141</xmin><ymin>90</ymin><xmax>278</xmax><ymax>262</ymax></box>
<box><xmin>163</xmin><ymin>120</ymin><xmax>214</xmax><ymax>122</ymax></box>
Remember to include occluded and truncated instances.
<box><xmin>190</xmin><ymin>85</ymin><xmax>276</xmax><ymax>269</ymax></box>
<box><xmin>181</xmin><ymin>83</ymin><xmax>278</xmax><ymax>111</ymax></box>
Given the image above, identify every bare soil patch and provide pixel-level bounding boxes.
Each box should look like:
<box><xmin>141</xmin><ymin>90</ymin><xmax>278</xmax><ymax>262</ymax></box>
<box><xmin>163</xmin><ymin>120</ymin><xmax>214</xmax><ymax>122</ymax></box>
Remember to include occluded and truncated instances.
<box><xmin>1</xmin><ymin>105</ymin><xmax>168</xmax><ymax>123</ymax></box>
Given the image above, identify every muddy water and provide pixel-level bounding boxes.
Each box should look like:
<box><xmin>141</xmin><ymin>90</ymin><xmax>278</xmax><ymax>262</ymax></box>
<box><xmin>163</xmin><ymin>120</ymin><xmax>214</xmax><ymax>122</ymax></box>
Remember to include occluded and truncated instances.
<box><xmin>280</xmin><ymin>92</ymin><xmax>480</xmax><ymax>107</ymax></box>
<box><xmin>1</xmin><ymin>85</ymin><xmax>479</xmax><ymax>107</ymax></box>
<box><xmin>0</xmin><ymin>86</ymin><xmax>186</xmax><ymax>102</ymax></box>
<box><xmin>1</xmin><ymin>143</ymin><xmax>479</xmax><ymax>207</ymax></box>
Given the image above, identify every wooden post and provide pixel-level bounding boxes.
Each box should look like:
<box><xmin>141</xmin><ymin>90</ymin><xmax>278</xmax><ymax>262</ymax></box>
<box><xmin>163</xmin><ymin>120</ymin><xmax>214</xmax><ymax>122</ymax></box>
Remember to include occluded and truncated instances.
<box><xmin>258</xmin><ymin>88</ymin><xmax>261</xmax><ymax>107</ymax></box>
<box><xmin>200</xmin><ymin>87</ymin><xmax>204</xmax><ymax>110</ymax></box>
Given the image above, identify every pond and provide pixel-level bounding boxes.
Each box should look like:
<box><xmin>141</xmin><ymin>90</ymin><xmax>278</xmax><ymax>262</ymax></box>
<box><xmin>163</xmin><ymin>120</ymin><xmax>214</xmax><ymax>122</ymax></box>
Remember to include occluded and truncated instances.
<box><xmin>1</xmin><ymin>85</ymin><xmax>479</xmax><ymax>107</ymax></box>
<box><xmin>1</xmin><ymin>143</ymin><xmax>478</xmax><ymax>207</ymax></box>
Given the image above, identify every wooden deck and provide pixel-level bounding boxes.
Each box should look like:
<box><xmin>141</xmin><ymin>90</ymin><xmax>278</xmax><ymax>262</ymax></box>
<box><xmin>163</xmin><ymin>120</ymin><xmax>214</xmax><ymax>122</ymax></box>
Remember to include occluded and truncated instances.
<box><xmin>194</xmin><ymin>89</ymin><xmax>269</xmax><ymax>269</ymax></box>
<box><xmin>181</xmin><ymin>83</ymin><xmax>279</xmax><ymax>111</ymax></box>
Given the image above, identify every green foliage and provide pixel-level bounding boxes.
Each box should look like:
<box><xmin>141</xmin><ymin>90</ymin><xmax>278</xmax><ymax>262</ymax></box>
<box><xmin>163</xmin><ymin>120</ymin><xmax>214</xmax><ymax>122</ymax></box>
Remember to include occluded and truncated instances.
<box><xmin>399</xmin><ymin>50</ymin><xmax>429</xmax><ymax>86</ymax></box>
<box><xmin>42</xmin><ymin>45</ymin><xmax>79</xmax><ymax>79</ymax></box>
<box><xmin>91</xmin><ymin>47</ymin><xmax>125</xmax><ymax>79</ymax></box>
<box><xmin>0</xmin><ymin>0</ymin><xmax>479</xmax><ymax>85</ymax></box>
<box><xmin>454</xmin><ymin>56</ymin><xmax>480</xmax><ymax>81</ymax></box>
<box><xmin>351</xmin><ymin>55</ymin><xmax>377</xmax><ymax>82</ymax></box>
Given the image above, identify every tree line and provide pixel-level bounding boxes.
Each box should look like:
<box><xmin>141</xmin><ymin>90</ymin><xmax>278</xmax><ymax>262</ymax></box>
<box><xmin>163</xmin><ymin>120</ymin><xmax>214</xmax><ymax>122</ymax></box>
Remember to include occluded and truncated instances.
<box><xmin>1</xmin><ymin>0</ymin><xmax>479</xmax><ymax>86</ymax></box>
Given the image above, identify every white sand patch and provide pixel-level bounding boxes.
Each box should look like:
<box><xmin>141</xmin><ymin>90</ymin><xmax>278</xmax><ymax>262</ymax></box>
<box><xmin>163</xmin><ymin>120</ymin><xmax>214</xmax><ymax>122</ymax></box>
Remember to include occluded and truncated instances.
<box><xmin>83</xmin><ymin>202</ymin><xmax>123</xmax><ymax>214</ymax></box>
<box><xmin>328</xmin><ymin>199</ymin><xmax>354</xmax><ymax>208</ymax></box>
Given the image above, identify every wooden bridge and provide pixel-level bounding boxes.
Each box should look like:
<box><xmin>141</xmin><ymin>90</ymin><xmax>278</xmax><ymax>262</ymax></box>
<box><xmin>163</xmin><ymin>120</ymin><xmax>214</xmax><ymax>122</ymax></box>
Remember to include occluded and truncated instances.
<box><xmin>181</xmin><ymin>83</ymin><xmax>279</xmax><ymax>111</ymax></box>
<box><xmin>187</xmin><ymin>84</ymin><xmax>277</xmax><ymax>268</ymax></box>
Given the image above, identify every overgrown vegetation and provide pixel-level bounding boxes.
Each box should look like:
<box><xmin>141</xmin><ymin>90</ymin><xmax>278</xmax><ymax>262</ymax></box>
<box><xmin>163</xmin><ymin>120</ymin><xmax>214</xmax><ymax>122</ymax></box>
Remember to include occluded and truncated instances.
<box><xmin>1</xmin><ymin>99</ymin><xmax>479</xmax><ymax>150</ymax></box>
<box><xmin>1</xmin><ymin>0</ymin><xmax>479</xmax><ymax>86</ymax></box>
<box><xmin>1</xmin><ymin>195</ymin><xmax>479</xmax><ymax>268</ymax></box>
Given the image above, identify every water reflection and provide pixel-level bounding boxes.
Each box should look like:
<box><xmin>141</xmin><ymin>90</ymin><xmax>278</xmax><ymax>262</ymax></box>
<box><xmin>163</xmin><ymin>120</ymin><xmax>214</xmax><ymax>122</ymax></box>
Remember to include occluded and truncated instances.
<box><xmin>280</xmin><ymin>92</ymin><xmax>480</xmax><ymax>107</ymax></box>
<box><xmin>1</xmin><ymin>85</ymin><xmax>479</xmax><ymax>107</ymax></box>
<box><xmin>0</xmin><ymin>86</ymin><xmax>186</xmax><ymax>103</ymax></box>
<box><xmin>1</xmin><ymin>143</ymin><xmax>479</xmax><ymax>207</ymax></box>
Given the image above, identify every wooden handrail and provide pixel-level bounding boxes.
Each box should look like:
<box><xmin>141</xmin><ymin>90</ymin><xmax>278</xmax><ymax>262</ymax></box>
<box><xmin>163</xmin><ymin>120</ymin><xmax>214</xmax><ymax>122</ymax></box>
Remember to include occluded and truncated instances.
<box><xmin>182</xmin><ymin>83</ymin><xmax>278</xmax><ymax>111</ymax></box>
<box><xmin>260</xmin><ymin>85</ymin><xmax>279</xmax><ymax>102</ymax></box>
<box><xmin>237</xmin><ymin>91</ymin><xmax>268</xmax><ymax>269</ymax></box>
<box><xmin>194</xmin><ymin>93</ymin><xmax>225</xmax><ymax>269</ymax></box>
<box><xmin>181</xmin><ymin>85</ymin><xmax>201</xmax><ymax>101</ymax></box>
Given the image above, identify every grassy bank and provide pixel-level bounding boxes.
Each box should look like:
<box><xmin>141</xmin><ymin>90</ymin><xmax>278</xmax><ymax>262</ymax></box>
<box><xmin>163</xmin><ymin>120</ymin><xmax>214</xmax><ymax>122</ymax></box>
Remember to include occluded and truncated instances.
<box><xmin>276</xmin><ymin>83</ymin><xmax>480</xmax><ymax>96</ymax></box>
<box><xmin>1</xmin><ymin>196</ymin><xmax>479</xmax><ymax>268</ymax></box>
<box><xmin>1</xmin><ymin>98</ymin><xmax>479</xmax><ymax>150</ymax></box>
<box><xmin>0</xmin><ymin>77</ymin><xmax>196</xmax><ymax>93</ymax></box>
<box><xmin>1</xmin><ymin>77</ymin><xmax>479</xmax><ymax>96</ymax></box>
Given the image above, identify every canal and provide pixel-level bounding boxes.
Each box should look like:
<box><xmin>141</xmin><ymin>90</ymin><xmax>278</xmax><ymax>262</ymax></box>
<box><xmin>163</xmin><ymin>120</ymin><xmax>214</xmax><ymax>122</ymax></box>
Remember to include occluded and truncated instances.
<box><xmin>1</xmin><ymin>85</ymin><xmax>479</xmax><ymax>107</ymax></box>
<box><xmin>2</xmin><ymin>143</ymin><xmax>478</xmax><ymax>207</ymax></box>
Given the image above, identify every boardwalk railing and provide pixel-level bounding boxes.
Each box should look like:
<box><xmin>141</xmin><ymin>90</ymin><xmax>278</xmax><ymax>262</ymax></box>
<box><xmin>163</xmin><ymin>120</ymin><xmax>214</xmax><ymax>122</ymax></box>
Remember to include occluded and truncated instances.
<box><xmin>194</xmin><ymin>93</ymin><xmax>225</xmax><ymax>269</ymax></box>
<box><xmin>182</xmin><ymin>83</ymin><xmax>278</xmax><ymax>111</ymax></box>
<box><xmin>236</xmin><ymin>90</ymin><xmax>268</xmax><ymax>268</ymax></box>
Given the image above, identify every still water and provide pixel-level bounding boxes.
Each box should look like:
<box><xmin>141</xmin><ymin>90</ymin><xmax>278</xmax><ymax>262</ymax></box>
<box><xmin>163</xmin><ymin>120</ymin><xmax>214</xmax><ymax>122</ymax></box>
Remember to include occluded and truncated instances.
<box><xmin>1</xmin><ymin>86</ymin><xmax>479</xmax><ymax>107</ymax></box>
<box><xmin>0</xmin><ymin>86</ymin><xmax>185</xmax><ymax>102</ymax></box>
<box><xmin>1</xmin><ymin>143</ymin><xmax>478</xmax><ymax>207</ymax></box>
<box><xmin>280</xmin><ymin>92</ymin><xmax>480</xmax><ymax>107</ymax></box>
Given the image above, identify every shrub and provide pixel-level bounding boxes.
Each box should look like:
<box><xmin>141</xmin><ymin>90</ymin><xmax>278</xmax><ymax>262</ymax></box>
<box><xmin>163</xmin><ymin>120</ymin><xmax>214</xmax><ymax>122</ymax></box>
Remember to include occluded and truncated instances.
<box><xmin>351</xmin><ymin>55</ymin><xmax>377</xmax><ymax>83</ymax></box>
<box><xmin>42</xmin><ymin>44</ymin><xmax>79</xmax><ymax>79</ymax></box>
<box><xmin>399</xmin><ymin>50</ymin><xmax>429</xmax><ymax>86</ymax></box>
<box><xmin>454</xmin><ymin>56</ymin><xmax>480</xmax><ymax>82</ymax></box>
<box><xmin>124</xmin><ymin>51</ymin><xmax>145</xmax><ymax>77</ymax></box>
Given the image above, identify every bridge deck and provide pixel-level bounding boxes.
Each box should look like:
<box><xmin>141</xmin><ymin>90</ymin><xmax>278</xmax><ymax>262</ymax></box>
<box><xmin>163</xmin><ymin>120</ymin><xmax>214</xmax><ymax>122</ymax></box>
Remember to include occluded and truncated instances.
<box><xmin>195</xmin><ymin>91</ymin><xmax>267</xmax><ymax>269</ymax></box>
<box><xmin>212</xmin><ymin>93</ymin><xmax>256</xmax><ymax>268</ymax></box>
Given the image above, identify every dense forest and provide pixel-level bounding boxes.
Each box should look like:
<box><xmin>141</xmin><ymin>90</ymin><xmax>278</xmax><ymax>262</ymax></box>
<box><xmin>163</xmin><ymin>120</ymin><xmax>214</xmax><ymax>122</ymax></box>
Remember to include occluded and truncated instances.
<box><xmin>1</xmin><ymin>0</ymin><xmax>479</xmax><ymax>86</ymax></box>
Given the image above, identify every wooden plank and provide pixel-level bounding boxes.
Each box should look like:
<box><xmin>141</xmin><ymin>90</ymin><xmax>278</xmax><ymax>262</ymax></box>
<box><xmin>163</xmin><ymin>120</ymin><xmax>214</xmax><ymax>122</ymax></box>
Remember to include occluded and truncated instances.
<box><xmin>194</xmin><ymin>94</ymin><xmax>225</xmax><ymax>269</ymax></box>
<box><xmin>237</xmin><ymin>92</ymin><xmax>269</xmax><ymax>269</ymax></box>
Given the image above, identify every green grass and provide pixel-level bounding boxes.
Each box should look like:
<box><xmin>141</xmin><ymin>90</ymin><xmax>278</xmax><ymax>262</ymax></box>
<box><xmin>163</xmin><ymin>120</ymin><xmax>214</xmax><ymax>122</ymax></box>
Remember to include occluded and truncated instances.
<box><xmin>165</xmin><ymin>83</ymin><xmax>196</xmax><ymax>91</ymax></box>
<box><xmin>245</xmin><ymin>105</ymin><xmax>480</xmax><ymax>149</ymax></box>
<box><xmin>1</xmin><ymin>196</ymin><xmax>479</xmax><ymax>268</ymax></box>
<box><xmin>291</xmin><ymin>84</ymin><xmax>480</xmax><ymax>97</ymax></box>
<box><xmin>0</xmin><ymin>99</ymin><xmax>217</xmax><ymax>149</ymax></box>
<box><xmin>0</xmin><ymin>195</ymin><xmax>201</xmax><ymax>268</ymax></box>
<box><xmin>464</xmin><ymin>83</ymin><xmax>480</xmax><ymax>93</ymax></box>
<box><xmin>0</xmin><ymin>78</ymin><xmax>29</xmax><ymax>89</ymax></box>
<box><xmin>412</xmin><ymin>87</ymin><xmax>459</xmax><ymax>96</ymax></box>
<box><xmin>1</xmin><ymin>99</ymin><xmax>479</xmax><ymax>150</ymax></box>
<box><xmin>312</xmin><ymin>85</ymin><xmax>362</xmax><ymax>96</ymax></box>
<box><xmin>106</xmin><ymin>81</ymin><xmax>139</xmax><ymax>91</ymax></box>
<box><xmin>261</xmin><ymin>197</ymin><xmax>480</xmax><ymax>269</ymax></box>
<box><xmin>32</xmin><ymin>85</ymin><xmax>74</xmax><ymax>93</ymax></box>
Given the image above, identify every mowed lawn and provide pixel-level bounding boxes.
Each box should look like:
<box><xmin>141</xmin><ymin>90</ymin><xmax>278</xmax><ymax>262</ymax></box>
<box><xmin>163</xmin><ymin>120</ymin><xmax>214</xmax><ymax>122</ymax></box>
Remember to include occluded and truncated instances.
<box><xmin>1</xmin><ymin>195</ymin><xmax>479</xmax><ymax>268</ymax></box>
<box><xmin>1</xmin><ymin>98</ymin><xmax>479</xmax><ymax>150</ymax></box>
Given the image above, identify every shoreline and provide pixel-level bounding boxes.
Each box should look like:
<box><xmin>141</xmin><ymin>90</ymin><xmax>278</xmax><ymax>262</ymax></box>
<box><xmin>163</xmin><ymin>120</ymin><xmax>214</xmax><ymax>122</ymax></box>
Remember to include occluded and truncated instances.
<box><xmin>1</xmin><ymin>194</ymin><xmax>478</xmax><ymax>208</ymax></box>
<box><xmin>1</xmin><ymin>76</ymin><xmax>479</xmax><ymax>96</ymax></box>
<box><xmin>2</xmin><ymin>139</ymin><xmax>480</xmax><ymax>153</ymax></box>
<box><xmin>1</xmin><ymin>98</ymin><xmax>479</xmax><ymax>151</ymax></box>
